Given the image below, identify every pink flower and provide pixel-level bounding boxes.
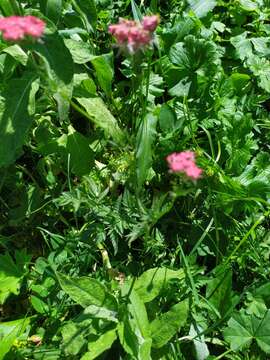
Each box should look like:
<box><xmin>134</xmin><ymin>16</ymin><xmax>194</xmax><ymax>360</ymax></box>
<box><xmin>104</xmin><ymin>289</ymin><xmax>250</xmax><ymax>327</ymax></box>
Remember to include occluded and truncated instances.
<box><xmin>0</xmin><ymin>15</ymin><xmax>45</xmax><ymax>41</ymax></box>
<box><xmin>142</xmin><ymin>15</ymin><xmax>159</xmax><ymax>32</ymax></box>
<box><xmin>166</xmin><ymin>151</ymin><xmax>202</xmax><ymax>180</ymax></box>
<box><xmin>108</xmin><ymin>15</ymin><xmax>159</xmax><ymax>53</ymax></box>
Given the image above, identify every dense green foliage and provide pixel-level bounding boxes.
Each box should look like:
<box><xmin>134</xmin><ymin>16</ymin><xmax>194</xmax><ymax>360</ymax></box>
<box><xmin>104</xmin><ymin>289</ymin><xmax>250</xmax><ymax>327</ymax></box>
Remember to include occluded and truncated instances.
<box><xmin>1</xmin><ymin>0</ymin><xmax>270</xmax><ymax>359</ymax></box>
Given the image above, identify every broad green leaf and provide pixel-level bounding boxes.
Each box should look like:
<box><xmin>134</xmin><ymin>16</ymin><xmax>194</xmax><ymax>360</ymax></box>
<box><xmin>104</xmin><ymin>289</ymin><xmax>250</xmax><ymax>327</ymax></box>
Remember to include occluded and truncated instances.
<box><xmin>117</xmin><ymin>318</ymin><xmax>152</xmax><ymax>360</ymax></box>
<box><xmin>230</xmin><ymin>32</ymin><xmax>253</xmax><ymax>61</ymax></box>
<box><xmin>159</xmin><ymin>104</ymin><xmax>176</xmax><ymax>132</ymax></box>
<box><xmin>150</xmin><ymin>299</ymin><xmax>189</xmax><ymax>348</ymax></box>
<box><xmin>39</xmin><ymin>0</ymin><xmax>62</xmax><ymax>23</ymax></box>
<box><xmin>64</xmin><ymin>39</ymin><xmax>93</xmax><ymax>64</ymax></box>
<box><xmin>229</xmin><ymin>73</ymin><xmax>250</xmax><ymax>93</ymax></box>
<box><xmin>206</xmin><ymin>265</ymin><xmax>232</xmax><ymax>317</ymax></box>
<box><xmin>0</xmin><ymin>317</ymin><xmax>31</xmax><ymax>360</ymax></box>
<box><xmin>65</xmin><ymin>125</ymin><xmax>94</xmax><ymax>176</ymax></box>
<box><xmin>2</xmin><ymin>45</ymin><xmax>28</xmax><ymax>65</ymax></box>
<box><xmin>31</xmin><ymin>295</ymin><xmax>50</xmax><ymax>314</ymax></box>
<box><xmin>0</xmin><ymin>72</ymin><xmax>39</xmax><ymax>167</ymax></box>
<box><xmin>134</xmin><ymin>267</ymin><xmax>185</xmax><ymax>303</ymax></box>
<box><xmin>82</xmin><ymin>304</ymin><xmax>118</xmax><ymax>323</ymax></box>
<box><xmin>169</xmin><ymin>78</ymin><xmax>191</xmax><ymax>97</ymax></box>
<box><xmin>224</xmin><ymin>310</ymin><xmax>270</xmax><ymax>353</ymax></box>
<box><xmin>253</xmin><ymin>282</ymin><xmax>270</xmax><ymax>307</ymax></box>
<box><xmin>187</xmin><ymin>0</ymin><xmax>217</xmax><ymax>18</ymax></box>
<box><xmin>128</xmin><ymin>290</ymin><xmax>150</xmax><ymax>338</ymax></box>
<box><xmin>247</xmin><ymin>55</ymin><xmax>270</xmax><ymax>93</ymax></box>
<box><xmin>61</xmin><ymin>322</ymin><xmax>87</xmax><ymax>356</ymax></box>
<box><xmin>30</xmin><ymin>34</ymin><xmax>74</xmax><ymax>121</ymax></box>
<box><xmin>0</xmin><ymin>250</ymin><xmax>31</xmax><ymax>304</ymax></box>
<box><xmin>57</xmin><ymin>273</ymin><xmax>117</xmax><ymax>311</ymax></box>
<box><xmin>136</xmin><ymin>113</ymin><xmax>157</xmax><ymax>188</ymax></box>
<box><xmin>74</xmin><ymin>0</ymin><xmax>97</xmax><ymax>30</ymax></box>
<box><xmin>75</xmin><ymin>96</ymin><xmax>124</xmax><ymax>144</ymax></box>
<box><xmin>90</xmin><ymin>53</ymin><xmax>114</xmax><ymax>97</ymax></box>
<box><xmin>81</xmin><ymin>329</ymin><xmax>117</xmax><ymax>360</ymax></box>
<box><xmin>239</xmin><ymin>0</ymin><xmax>259</xmax><ymax>11</ymax></box>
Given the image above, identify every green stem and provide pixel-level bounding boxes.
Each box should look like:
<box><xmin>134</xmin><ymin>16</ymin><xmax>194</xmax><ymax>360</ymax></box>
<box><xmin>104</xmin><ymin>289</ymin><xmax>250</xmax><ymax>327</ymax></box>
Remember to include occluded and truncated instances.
<box><xmin>97</xmin><ymin>243</ymin><xmax>112</xmax><ymax>270</ymax></box>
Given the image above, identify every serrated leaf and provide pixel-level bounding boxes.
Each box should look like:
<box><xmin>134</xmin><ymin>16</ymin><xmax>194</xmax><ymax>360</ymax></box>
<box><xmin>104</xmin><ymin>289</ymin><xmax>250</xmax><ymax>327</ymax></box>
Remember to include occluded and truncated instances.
<box><xmin>224</xmin><ymin>310</ymin><xmax>270</xmax><ymax>353</ymax></box>
<box><xmin>150</xmin><ymin>299</ymin><xmax>189</xmax><ymax>348</ymax></box>
<box><xmin>57</xmin><ymin>273</ymin><xmax>117</xmax><ymax>311</ymax></box>
<box><xmin>134</xmin><ymin>267</ymin><xmax>185</xmax><ymax>303</ymax></box>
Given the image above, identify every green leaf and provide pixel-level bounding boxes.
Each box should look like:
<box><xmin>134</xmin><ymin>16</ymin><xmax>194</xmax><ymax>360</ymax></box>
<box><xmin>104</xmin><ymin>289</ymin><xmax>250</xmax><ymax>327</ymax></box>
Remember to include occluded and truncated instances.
<box><xmin>158</xmin><ymin>104</ymin><xmax>176</xmax><ymax>132</ymax></box>
<box><xmin>61</xmin><ymin>322</ymin><xmax>87</xmax><ymax>356</ymax></box>
<box><xmin>131</xmin><ymin>0</ymin><xmax>143</xmax><ymax>21</ymax></box>
<box><xmin>224</xmin><ymin>310</ymin><xmax>270</xmax><ymax>353</ymax></box>
<box><xmin>75</xmin><ymin>96</ymin><xmax>124</xmax><ymax>144</ymax></box>
<box><xmin>90</xmin><ymin>53</ymin><xmax>114</xmax><ymax>97</ymax></box>
<box><xmin>0</xmin><ymin>317</ymin><xmax>31</xmax><ymax>360</ymax></box>
<box><xmin>39</xmin><ymin>0</ymin><xmax>62</xmax><ymax>23</ymax></box>
<box><xmin>150</xmin><ymin>299</ymin><xmax>189</xmax><ymax>348</ymax></box>
<box><xmin>206</xmin><ymin>265</ymin><xmax>233</xmax><ymax>317</ymax></box>
<box><xmin>64</xmin><ymin>39</ymin><xmax>93</xmax><ymax>64</ymax></box>
<box><xmin>247</xmin><ymin>55</ymin><xmax>270</xmax><ymax>93</ymax></box>
<box><xmin>239</xmin><ymin>0</ymin><xmax>259</xmax><ymax>11</ymax></box>
<box><xmin>81</xmin><ymin>329</ymin><xmax>117</xmax><ymax>360</ymax></box>
<box><xmin>134</xmin><ymin>267</ymin><xmax>186</xmax><ymax>303</ymax></box>
<box><xmin>82</xmin><ymin>304</ymin><xmax>118</xmax><ymax>323</ymax></box>
<box><xmin>0</xmin><ymin>72</ymin><xmax>39</xmax><ymax>167</ymax></box>
<box><xmin>0</xmin><ymin>250</ymin><xmax>31</xmax><ymax>304</ymax></box>
<box><xmin>117</xmin><ymin>318</ymin><xmax>152</xmax><ymax>360</ymax></box>
<box><xmin>30</xmin><ymin>34</ymin><xmax>74</xmax><ymax>121</ymax></box>
<box><xmin>31</xmin><ymin>295</ymin><xmax>50</xmax><ymax>314</ymax></box>
<box><xmin>2</xmin><ymin>45</ymin><xmax>28</xmax><ymax>65</ymax></box>
<box><xmin>230</xmin><ymin>32</ymin><xmax>253</xmax><ymax>61</ymax></box>
<box><xmin>74</xmin><ymin>0</ymin><xmax>97</xmax><ymax>30</ymax></box>
<box><xmin>187</xmin><ymin>0</ymin><xmax>217</xmax><ymax>18</ymax></box>
<box><xmin>0</xmin><ymin>0</ymin><xmax>12</xmax><ymax>15</ymax></box>
<box><xmin>65</xmin><ymin>125</ymin><xmax>94</xmax><ymax>176</ymax></box>
<box><xmin>136</xmin><ymin>113</ymin><xmax>157</xmax><ymax>188</ymax></box>
<box><xmin>57</xmin><ymin>273</ymin><xmax>118</xmax><ymax>311</ymax></box>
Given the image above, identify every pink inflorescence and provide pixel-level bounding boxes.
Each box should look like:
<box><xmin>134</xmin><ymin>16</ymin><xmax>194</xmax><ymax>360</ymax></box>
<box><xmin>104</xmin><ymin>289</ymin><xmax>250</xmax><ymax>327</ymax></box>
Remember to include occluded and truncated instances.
<box><xmin>0</xmin><ymin>15</ymin><xmax>45</xmax><ymax>41</ymax></box>
<box><xmin>166</xmin><ymin>151</ymin><xmax>202</xmax><ymax>180</ymax></box>
<box><xmin>108</xmin><ymin>15</ymin><xmax>159</xmax><ymax>53</ymax></box>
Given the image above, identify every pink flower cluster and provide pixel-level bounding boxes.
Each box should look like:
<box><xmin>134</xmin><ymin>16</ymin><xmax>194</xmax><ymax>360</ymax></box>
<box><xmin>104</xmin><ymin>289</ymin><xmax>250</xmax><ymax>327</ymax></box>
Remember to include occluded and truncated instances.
<box><xmin>108</xmin><ymin>15</ymin><xmax>159</xmax><ymax>53</ymax></box>
<box><xmin>166</xmin><ymin>151</ymin><xmax>202</xmax><ymax>180</ymax></box>
<box><xmin>0</xmin><ymin>16</ymin><xmax>45</xmax><ymax>41</ymax></box>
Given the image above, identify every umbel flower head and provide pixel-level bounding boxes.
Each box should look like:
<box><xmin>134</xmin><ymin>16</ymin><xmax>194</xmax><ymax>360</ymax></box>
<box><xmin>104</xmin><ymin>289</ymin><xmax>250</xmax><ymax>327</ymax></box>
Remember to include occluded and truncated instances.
<box><xmin>166</xmin><ymin>151</ymin><xmax>203</xmax><ymax>180</ymax></box>
<box><xmin>108</xmin><ymin>15</ymin><xmax>159</xmax><ymax>53</ymax></box>
<box><xmin>0</xmin><ymin>15</ymin><xmax>45</xmax><ymax>41</ymax></box>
